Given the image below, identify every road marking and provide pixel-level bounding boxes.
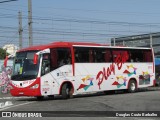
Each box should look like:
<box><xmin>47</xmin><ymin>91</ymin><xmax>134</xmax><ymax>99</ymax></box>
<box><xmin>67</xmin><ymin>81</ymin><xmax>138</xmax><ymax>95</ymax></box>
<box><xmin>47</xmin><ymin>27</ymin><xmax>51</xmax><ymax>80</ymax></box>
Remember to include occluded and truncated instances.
<box><xmin>0</xmin><ymin>101</ymin><xmax>13</xmax><ymax>109</ymax></box>
<box><xmin>0</xmin><ymin>101</ymin><xmax>36</xmax><ymax>111</ymax></box>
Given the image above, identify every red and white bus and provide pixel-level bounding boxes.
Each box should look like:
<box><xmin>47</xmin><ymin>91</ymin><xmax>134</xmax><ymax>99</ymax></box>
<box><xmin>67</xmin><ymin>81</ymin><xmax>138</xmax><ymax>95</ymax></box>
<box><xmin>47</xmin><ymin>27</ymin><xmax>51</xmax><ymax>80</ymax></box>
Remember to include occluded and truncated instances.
<box><xmin>10</xmin><ymin>42</ymin><xmax>155</xmax><ymax>99</ymax></box>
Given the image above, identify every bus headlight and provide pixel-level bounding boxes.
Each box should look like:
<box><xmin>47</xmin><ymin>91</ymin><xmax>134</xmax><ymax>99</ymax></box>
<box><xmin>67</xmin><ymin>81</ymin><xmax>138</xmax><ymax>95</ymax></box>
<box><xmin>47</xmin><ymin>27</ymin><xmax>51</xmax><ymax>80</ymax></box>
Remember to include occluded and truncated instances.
<box><xmin>30</xmin><ymin>84</ymin><xmax>39</xmax><ymax>89</ymax></box>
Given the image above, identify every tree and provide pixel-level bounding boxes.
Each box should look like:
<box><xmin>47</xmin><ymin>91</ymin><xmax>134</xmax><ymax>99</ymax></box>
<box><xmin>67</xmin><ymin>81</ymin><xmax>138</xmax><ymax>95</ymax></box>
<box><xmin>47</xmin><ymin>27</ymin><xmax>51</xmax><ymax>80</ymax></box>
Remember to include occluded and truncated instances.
<box><xmin>0</xmin><ymin>48</ymin><xmax>9</xmax><ymax>59</ymax></box>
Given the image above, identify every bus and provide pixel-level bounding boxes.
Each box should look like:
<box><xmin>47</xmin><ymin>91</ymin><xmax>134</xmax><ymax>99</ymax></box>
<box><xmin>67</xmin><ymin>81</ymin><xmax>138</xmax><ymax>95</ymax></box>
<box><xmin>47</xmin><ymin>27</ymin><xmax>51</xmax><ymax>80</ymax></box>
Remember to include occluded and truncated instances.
<box><xmin>9</xmin><ymin>42</ymin><xmax>155</xmax><ymax>99</ymax></box>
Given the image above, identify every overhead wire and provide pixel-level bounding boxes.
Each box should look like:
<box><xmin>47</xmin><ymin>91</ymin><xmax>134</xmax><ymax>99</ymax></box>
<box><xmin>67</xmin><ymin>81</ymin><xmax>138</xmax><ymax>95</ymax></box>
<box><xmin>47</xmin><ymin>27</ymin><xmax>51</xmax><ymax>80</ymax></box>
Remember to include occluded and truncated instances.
<box><xmin>1</xmin><ymin>6</ymin><xmax>160</xmax><ymax>47</ymax></box>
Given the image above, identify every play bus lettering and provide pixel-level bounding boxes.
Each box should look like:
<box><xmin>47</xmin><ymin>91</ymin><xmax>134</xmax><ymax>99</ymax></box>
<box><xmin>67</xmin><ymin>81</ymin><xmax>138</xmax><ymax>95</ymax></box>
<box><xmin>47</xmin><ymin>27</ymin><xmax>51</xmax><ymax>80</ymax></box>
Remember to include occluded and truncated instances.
<box><xmin>8</xmin><ymin>42</ymin><xmax>155</xmax><ymax>99</ymax></box>
<box><xmin>96</xmin><ymin>51</ymin><xmax>129</xmax><ymax>89</ymax></box>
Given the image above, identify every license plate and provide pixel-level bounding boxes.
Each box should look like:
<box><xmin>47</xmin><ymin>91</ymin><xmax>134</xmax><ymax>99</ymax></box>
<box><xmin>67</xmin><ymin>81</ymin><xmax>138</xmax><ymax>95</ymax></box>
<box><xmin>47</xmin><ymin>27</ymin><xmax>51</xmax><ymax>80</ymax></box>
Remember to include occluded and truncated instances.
<box><xmin>19</xmin><ymin>92</ymin><xmax>24</xmax><ymax>95</ymax></box>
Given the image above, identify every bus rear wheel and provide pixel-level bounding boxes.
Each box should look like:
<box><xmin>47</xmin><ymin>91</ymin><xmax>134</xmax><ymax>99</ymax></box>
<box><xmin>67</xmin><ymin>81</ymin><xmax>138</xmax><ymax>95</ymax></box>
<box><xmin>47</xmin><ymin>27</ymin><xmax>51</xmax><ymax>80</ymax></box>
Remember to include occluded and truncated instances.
<box><xmin>61</xmin><ymin>83</ymin><xmax>73</xmax><ymax>99</ymax></box>
<box><xmin>128</xmin><ymin>80</ymin><xmax>137</xmax><ymax>93</ymax></box>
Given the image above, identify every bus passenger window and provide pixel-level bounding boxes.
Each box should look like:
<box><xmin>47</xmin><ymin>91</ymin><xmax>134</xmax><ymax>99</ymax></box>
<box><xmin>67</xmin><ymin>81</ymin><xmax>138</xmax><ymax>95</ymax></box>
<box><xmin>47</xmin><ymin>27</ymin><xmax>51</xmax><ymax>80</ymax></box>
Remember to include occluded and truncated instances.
<box><xmin>104</xmin><ymin>49</ymin><xmax>112</xmax><ymax>62</ymax></box>
<box><xmin>129</xmin><ymin>49</ymin><xmax>143</xmax><ymax>62</ymax></box>
<box><xmin>50</xmin><ymin>48</ymin><xmax>71</xmax><ymax>69</ymax></box>
<box><xmin>59</xmin><ymin>53</ymin><xmax>71</xmax><ymax>66</ymax></box>
<box><xmin>74</xmin><ymin>47</ymin><xmax>90</xmax><ymax>63</ymax></box>
<box><xmin>75</xmin><ymin>51</ymin><xmax>79</xmax><ymax>62</ymax></box>
<box><xmin>112</xmin><ymin>49</ymin><xmax>129</xmax><ymax>63</ymax></box>
<box><xmin>93</xmin><ymin>48</ymin><xmax>105</xmax><ymax>63</ymax></box>
<box><xmin>41</xmin><ymin>54</ymin><xmax>50</xmax><ymax>76</ymax></box>
<box><xmin>57</xmin><ymin>48</ymin><xmax>71</xmax><ymax>67</ymax></box>
<box><xmin>143</xmin><ymin>50</ymin><xmax>153</xmax><ymax>62</ymax></box>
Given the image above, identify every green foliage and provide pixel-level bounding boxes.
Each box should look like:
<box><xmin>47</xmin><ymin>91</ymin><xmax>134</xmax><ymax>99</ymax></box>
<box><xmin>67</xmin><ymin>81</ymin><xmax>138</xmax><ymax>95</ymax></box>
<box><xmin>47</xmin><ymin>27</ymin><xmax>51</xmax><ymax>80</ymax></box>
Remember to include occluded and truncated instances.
<box><xmin>0</xmin><ymin>48</ymin><xmax>9</xmax><ymax>59</ymax></box>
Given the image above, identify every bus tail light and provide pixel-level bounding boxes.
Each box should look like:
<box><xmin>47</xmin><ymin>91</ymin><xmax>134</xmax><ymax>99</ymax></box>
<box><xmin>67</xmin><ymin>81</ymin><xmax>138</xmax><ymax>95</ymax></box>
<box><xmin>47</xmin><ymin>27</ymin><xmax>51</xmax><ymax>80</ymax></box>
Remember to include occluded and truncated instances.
<box><xmin>30</xmin><ymin>84</ymin><xmax>39</xmax><ymax>89</ymax></box>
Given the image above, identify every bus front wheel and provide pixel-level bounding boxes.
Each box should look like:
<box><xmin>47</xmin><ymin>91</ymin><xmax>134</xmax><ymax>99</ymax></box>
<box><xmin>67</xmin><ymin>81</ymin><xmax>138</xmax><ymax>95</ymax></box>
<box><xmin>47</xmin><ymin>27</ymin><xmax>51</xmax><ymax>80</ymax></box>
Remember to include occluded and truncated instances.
<box><xmin>61</xmin><ymin>83</ymin><xmax>73</xmax><ymax>99</ymax></box>
<box><xmin>128</xmin><ymin>80</ymin><xmax>137</xmax><ymax>93</ymax></box>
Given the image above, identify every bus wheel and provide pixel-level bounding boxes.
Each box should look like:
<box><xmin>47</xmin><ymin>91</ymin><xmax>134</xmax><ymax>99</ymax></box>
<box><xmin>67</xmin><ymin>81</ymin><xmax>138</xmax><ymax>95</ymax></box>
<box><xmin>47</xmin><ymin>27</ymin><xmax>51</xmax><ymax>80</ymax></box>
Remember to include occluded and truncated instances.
<box><xmin>128</xmin><ymin>80</ymin><xmax>137</xmax><ymax>93</ymax></box>
<box><xmin>61</xmin><ymin>83</ymin><xmax>73</xmax><ymax>99</ymax></box>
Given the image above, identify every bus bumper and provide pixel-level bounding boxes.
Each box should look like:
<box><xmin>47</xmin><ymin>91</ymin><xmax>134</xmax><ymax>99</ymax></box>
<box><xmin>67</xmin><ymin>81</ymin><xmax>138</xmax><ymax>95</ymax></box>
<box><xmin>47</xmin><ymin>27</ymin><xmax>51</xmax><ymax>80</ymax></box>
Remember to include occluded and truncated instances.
<box><xmin>10</xmin><ymin>88</ymin><xmax>41</xmax><ymax>97</ymax></box>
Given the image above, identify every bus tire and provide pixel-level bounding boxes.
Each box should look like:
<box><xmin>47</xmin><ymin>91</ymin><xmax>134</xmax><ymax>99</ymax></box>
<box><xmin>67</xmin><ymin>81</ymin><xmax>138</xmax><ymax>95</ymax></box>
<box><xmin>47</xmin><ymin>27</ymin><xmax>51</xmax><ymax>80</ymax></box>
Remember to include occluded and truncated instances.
<box><xmin>61</xmin><ymin>83</ymin><xmax>73</xmax><ymax>99</ymax></box>
<box><xmin>128</xmin><ymin>80</ymin><xmax>137</xmax><ymax>93</ymax></box>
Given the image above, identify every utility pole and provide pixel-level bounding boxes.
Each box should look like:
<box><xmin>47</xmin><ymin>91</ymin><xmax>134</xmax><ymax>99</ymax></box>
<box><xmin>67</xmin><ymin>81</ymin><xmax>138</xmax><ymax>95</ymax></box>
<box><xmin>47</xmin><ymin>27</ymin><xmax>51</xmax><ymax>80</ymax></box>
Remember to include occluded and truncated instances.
<box><xmin>28</xmin><ymin>0</ymin><xmax>33</xmax><ymax>46</ymax></box>
<box><xmin>18</xmin><ymin>11</ymin><xmax>23</xmax><ymax>49</ymax></box>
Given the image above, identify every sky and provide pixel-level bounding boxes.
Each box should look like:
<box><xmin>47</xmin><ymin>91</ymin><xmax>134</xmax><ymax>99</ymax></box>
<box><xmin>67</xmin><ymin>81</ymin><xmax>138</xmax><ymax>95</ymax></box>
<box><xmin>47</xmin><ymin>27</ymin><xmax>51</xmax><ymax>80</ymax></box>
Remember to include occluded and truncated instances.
<box><xmin>1</xmin><ymin>0</ymin><xmax>160</xmax><ymax>48</ymax></box>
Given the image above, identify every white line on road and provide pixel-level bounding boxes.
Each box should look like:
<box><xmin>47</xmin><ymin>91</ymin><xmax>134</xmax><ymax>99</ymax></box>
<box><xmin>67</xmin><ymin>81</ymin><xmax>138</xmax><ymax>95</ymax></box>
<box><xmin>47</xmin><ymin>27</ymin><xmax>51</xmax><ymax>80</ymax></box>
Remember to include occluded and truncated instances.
<box><xmin>0</xmin><ymin>101</ymin><xmax>36</xmax><ymax>111</ymax></box>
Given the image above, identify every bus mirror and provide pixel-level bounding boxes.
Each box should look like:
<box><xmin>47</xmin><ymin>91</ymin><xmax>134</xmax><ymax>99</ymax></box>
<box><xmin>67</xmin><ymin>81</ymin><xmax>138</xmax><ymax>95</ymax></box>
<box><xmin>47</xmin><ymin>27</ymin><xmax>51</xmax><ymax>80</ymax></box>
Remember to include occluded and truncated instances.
<box><xmin>4</xmin><ymin>56</ymin><xmax>8</xmax><ymax>67</ymax></box>
<box><xmin>33</xmin><ymin>54</ymin><xmax>38</xmax><ymax>64</ymax></box>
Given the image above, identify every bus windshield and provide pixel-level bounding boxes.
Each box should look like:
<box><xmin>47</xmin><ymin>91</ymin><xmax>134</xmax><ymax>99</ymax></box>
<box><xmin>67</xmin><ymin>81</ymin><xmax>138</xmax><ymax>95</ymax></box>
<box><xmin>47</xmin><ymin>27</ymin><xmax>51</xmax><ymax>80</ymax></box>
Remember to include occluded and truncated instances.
<box><xmin>11</xmin><ymin>51</ymin><xmax>39</xmax><ymax>81</ymax></box>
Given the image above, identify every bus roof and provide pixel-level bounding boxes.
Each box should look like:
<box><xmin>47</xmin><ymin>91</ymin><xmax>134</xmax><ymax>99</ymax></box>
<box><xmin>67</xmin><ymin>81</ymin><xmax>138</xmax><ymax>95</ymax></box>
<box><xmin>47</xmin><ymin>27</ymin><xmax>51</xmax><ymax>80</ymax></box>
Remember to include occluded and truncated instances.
<box><xmin>17</xmin><ymin>41</ymin><xmax>151</xmax><ymax>52</ymax></box>
<box><xmin>17</xmin><ymin>41</ymin><xmax>107</xmax><ymax>52</ymax></box>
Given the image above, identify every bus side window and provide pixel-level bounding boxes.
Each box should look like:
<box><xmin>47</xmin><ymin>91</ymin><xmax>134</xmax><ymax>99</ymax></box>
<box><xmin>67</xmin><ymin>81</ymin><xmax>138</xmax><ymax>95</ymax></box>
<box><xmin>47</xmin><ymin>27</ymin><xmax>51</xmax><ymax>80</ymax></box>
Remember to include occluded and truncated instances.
<box><xmin>128</xmin><ymin>51</ymin><xmax>134</xmax><ymax>62</ymax></box>
<box><xmin>74</xmin><ymin>47</ymin><xmax>90</xmax><ymax>63</ymax></box>
<box><xmin>50</xmin><ymin>48</ymin><xmax>71</xmax><ymax>70</ymax></box>
<box><xmin>50</xmin><ymin>49</ymin><xmax>58</xmax><ymax>70</ymax></box>
<box><xmin>112</xmin><ymin>50</ymin><xmax>119</xmax><ymax>62</ymax></box>
<box><xmin>41</xmin><ymin>53</ymin><xmax>50</xmax><ymax>76</ymax></box>
<box><xmin>112</xmin><ymin>49</ymin><xmax>129</xmax><ymax>63</ymax></box>
<box><xmin>74</xmin><ymin>50</ymin><xmax>79</xmax><ymax>62</ymax></box>
<box><xmin>143</xmin><ymin>50</ymin><xmax>153</xmax><ymax>62</ymax></box>
<box><xmin>105</xmin><ymin>49</ymin><xmax>112</xmax><ymax>62</ymax></box>
<box><xmin>93</xmin><ymin>48</ymin><xmax>105</xmax><ymax>63</ymax></box>
<box><xmin>89</xmin><ymin>50</ymin><xmax>93</xmax><ymax>63</ymax></box>
<box><xmin>129</xmin><ymin>49</ymin><xmax>144</xmax><ymax>62</ymax></box>
<box><xmin>59</xmin><ymin>53</ymin><xmax>71</xmax><ymax>66</ymax></box>
<box><xmin>57</xmin><ymin>48</ymin><xmax>71</xmax><ymax>67</ymax></box>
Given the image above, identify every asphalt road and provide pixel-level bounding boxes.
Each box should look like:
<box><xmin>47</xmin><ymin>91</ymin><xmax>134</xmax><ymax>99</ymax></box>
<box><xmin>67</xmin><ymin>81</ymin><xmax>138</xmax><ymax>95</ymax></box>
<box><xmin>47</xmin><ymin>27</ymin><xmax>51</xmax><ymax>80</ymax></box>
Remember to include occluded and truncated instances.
<box><xmin>0</xmin><ymin>87</ymin><xmax>160</xmax><ymax>119</ymax></box>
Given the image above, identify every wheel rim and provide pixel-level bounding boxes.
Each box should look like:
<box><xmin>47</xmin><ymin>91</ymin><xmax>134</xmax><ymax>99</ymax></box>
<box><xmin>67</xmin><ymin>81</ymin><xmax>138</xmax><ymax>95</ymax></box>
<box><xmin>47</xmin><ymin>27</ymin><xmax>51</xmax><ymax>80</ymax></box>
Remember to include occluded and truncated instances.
<box><xmin>66</xmin><ymin>88</ymin><xmax>69</xmax><ymax>95</ymax></box>
<box><xmin>131</xmin><ymin>83</ymin><xmax>136</xmax><ymax>91</ymax></box>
